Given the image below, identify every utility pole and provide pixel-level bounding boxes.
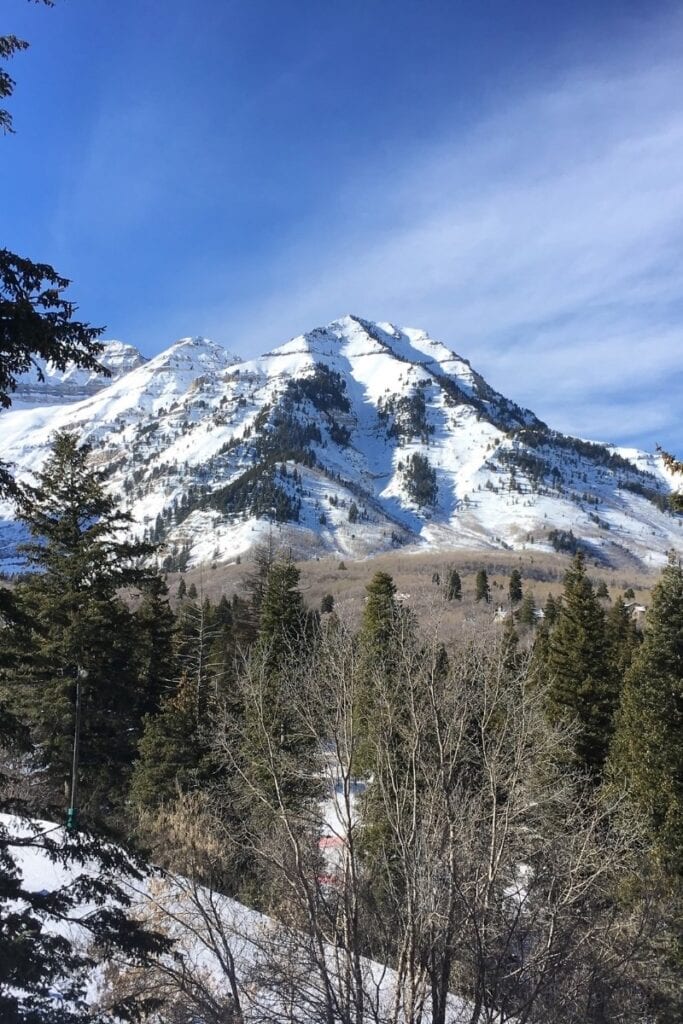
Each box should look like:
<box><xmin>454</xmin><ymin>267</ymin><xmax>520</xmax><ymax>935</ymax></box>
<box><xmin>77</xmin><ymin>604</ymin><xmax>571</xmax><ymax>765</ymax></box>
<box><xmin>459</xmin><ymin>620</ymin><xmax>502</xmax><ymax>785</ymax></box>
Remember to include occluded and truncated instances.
<box><xmin>66</xmin><ymin>666</ymin><xmax>85</xmax><ymax>832</ymax></box>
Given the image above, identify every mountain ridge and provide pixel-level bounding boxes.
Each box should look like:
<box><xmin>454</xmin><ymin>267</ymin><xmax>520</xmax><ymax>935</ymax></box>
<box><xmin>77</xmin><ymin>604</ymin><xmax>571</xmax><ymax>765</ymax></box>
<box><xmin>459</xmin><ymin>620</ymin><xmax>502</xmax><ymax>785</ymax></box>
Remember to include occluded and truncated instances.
<box><xmin>12</xmin><ymin>339</ymin><xmax>148</xmax><ymax>406</ymax></box>
<box><xmin>0</xmin><ymin>316</ymin><xmax>680</xmax><ymax>573</ymax></box>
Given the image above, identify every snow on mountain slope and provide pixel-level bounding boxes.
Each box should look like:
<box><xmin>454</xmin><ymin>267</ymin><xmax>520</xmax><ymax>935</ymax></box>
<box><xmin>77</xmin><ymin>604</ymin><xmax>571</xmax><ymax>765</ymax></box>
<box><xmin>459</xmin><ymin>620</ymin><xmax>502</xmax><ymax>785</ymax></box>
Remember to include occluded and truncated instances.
<box><xmin>0</xmin><ymin>316</ymin><xmax>680</xmax><ymax>572</ymax></box>
<box><xmin>11</xmin><ymin>339</ymin><xmax>148</xmax><ymax>406</ymax></box>
<box><xmin>0</xmin><ymin>336</ymin><xmax>240</xmax><ymax>470</ymax></box>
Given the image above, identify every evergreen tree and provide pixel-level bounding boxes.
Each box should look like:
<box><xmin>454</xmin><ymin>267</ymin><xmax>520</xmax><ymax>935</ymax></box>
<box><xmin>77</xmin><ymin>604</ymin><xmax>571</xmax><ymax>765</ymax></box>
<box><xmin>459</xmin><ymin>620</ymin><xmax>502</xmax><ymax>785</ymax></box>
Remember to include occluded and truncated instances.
<box><xmin>445</xmin><ymin>567</ymin><xmax>462</xmax><ymax>601</ymax></box>
<box><xmin>402</xmin><ymin>452</ymin><xmax>438</xmax><ymax>506</ymax></box>
<box><xmin>258</xmin><ymin>558</ymin><xmax>310</xmax><ymax>671</ymax></box>
<box><xmin>173</xmin><ymin>593</ymin><xmax>224</xmax><ymax>724</ymax></box>
<box><xmin>0</xmin><ymin>379</ymin><xmax>164</xmax><ymax>1024</ymax></box>
<box><xmin>3</xmin><ymin>432</ymin><xmax>154</xmax><ymax>823</ymax></box>
<box><xmin>0</xmin><ymin>249</ymin><xmax>103</xmax><ymax>400</ymax></box>
<box><xmin>1</xmin><ymin>2</ymin><xmax>56</xmax><ymax>135</ymax></box>
<box><xmin>609</xmin><ymin>557</ymin><xmax>683</xmax><ymax>877</ymax></box>
<box><xmin>130</xmin><ymin>673</ymin><xmax>206</xmax><ymax>814</ymax></box>
<box><xmin>243</xmin><ymin>559</ymin><xmax>319</xmax><ymax>821</ymax></box>
<box><xmin>355</xmin><ymin>572</ymin><xmax>400</xmax><ymax>770</ymax></box>
<box><xmin>508</xmin><ymin>568</ymin><xmax>523</xmax><ymax>605</ymax></box>
<box><xmin>356</xmin><ymin>577</ymin><xmax>440</xmax><ymax>933</ymax></box>
<box><xmin>359</xmin><ymin>571</ymin><xmax>399</xmax><ymax>661</ymax></box>
<box><xmin>320</xmin><ymin>593</ymin><xmax>334</xmax><ymax>614</ymax></box>
<box><xmin>356</xmin><ymin>570</ymin><xmax>420</xmax><ymax>775</ymax></box>
<box><xmin>133</xmin><ymin>575</ymin><xmax>177</xmax><ymax>720</ymax></box>
<box><xmin>544</xmin><ymin>593</ymin><xmax>559</xmax><ymax>626</ymax></box>
<box><xmin>229</xmin><ymin>591</ymin><xmax>257</xmax><ymax>652</ymax></box>
<box><xmin>605</xmin><ymin>596</ymin><xmax>640</xmax><ymax>684</ymax></box>
<box><xmin>131</xmin><ymin>589</ymin><xmax>243</xmax><ymax>829</ymax></box>
<box><xmin>501</xmin><ymin>612</ymin><xmax>521</xmax><ymax>664</ymax></box>
<box><xmin>0</xmin><ymin>817</ymin><xmax>168</xmax><ymax>1024</ymax></box>
<box><xmin>235</xmin><ymin>536</ymin><xmax>279</xmax><ymax>646</ymax></box>
<box><xmin>517</xmin><ymin>590</ymin><xmax>537</xmax><ymax>627</ymax></box>
<box><xmin>544</xmin><ymin>554</ymin><xmax>615</xmax><ymax>775</ymax></box>
<box><xmin>214</xmin><ymin>593</ymin><xmax>233</xmax><ymax>627</ymax></box>
<box><xmin>0</xmin><ymin>246</ymin><xmax>104</xmax><ymax>497</ymax></box>
<box><xmin>475</xmin><ymin>568</ymin><xmax>491</xmax><ymax>603</ymax></box>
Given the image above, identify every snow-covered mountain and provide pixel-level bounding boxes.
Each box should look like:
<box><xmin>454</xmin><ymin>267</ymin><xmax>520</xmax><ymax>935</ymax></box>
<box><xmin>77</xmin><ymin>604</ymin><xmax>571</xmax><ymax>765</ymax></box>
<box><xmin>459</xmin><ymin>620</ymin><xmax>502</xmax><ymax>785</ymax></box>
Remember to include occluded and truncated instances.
<box><xmin>12</xmin><ymin>340</ymin><xmax>148</xmax><ymax>406</ymax></box>
<box><xmin>0</xmin><ymin>316</ymin><xmax>680</xmax><ymax>572</ymax></box>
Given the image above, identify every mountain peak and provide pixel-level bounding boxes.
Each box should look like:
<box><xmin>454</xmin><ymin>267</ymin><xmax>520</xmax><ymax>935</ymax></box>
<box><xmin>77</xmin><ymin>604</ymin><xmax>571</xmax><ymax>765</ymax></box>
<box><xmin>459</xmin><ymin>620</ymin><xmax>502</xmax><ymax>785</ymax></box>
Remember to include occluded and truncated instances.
<box><xmin>0</xmin><ymin>315</ymin><xmax>678</xmax><ymax>573</ymax></box>
<box><xmin>171</xmin><ymin>335</ymin><xmax>221</xmax><ymax>349</ymax></box>
<box><xmin>12</xmin><ymin>338</ymin><xmax>147</xmax><ymax>407</ymax></box>
<box><xmin>328</xmin><ymin>313</ymin><xmax>370</xmax><ymax>331</ymax></box>
<box><xmin>152</xmin><ymin>335</ymin><xmax>241</xmax><ymax>371</ymax></box>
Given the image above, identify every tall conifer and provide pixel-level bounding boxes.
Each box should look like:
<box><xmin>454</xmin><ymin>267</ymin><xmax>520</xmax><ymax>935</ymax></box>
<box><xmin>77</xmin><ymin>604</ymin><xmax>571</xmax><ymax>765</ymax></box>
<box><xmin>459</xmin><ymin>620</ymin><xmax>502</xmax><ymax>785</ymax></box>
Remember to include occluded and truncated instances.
<box><xmin>508</xmin><ymin>568</ymin><xmax>523</xmax><ymax>605</ymax></box>
<box><xmin>134</xmin><ymin>575</ymin><xmax>176</xmax><ymax>720</ymax></box>
<box><xmin>360</xmin><ymin>571</ymin><xmax>398</xmax><ymax>660</ymax></box>
<box><xmin>475</xmin><ymin>569</ymin><xmax>491</xmax><ymax>603</ymax></box>
<box><xmin>356</xmin><ymin>571</ymin><xmax>403</xmax><ymax>766</ymax></box>
<box><xmin>242</xmin><ymin>559</ymin><xmax>319</xmax><ymax>826</ymax></box>
<box><xmin>605</xmin><ymin>596</ymin><xmax>640</xmax><ymax>684</ymax></box>
<box><xmin>544</xmin><ymin>554</ymin><xmax>615</xmax><ymax>775</ymax></box>
<box><xmin>609</xmin><ymin>557</ymin><xmax>683</xmax><ymax>877</ymax></box>
<box><xmin>258</xmin><ymin>558</ymin><xmax>309</xmax><ymax>670</ymax></box>
<box><xmin>445</xmin><ymin>567</ymin><xmax>462</xmax><ymax>601</ymax></box>
<box><xmin>130</xmin><ymin>673</ymin><xmax>205</xmax><ymax>814</ymax></box>
<box><xmin>4</xmin><ymin>431</ymin><xmax>153</xmax><ymax>822</ymax></box>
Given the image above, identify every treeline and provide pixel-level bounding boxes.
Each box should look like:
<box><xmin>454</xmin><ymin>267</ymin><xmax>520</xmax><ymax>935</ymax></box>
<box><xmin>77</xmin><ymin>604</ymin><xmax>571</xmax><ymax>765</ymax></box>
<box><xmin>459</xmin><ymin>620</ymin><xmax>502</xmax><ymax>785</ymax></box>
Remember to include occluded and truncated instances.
<box><xmin>1</xmin><ymin>429</ymin><xmax>681</xmax><ymax>1023</ymax></box>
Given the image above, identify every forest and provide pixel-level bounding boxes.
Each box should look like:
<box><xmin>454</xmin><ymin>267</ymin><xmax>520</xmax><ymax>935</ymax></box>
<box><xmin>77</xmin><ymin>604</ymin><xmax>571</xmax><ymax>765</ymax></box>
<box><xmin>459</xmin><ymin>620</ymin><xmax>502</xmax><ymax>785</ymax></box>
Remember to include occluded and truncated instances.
<box><xmin>0</xmin><ymin>425</ymin><xmax>681</xmax><ymax>1023</ymax></box>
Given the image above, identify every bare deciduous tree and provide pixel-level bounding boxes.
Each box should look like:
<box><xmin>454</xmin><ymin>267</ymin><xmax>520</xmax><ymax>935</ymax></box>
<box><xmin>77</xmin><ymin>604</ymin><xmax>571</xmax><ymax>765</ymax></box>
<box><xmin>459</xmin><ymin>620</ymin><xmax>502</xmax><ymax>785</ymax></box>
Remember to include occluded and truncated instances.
<box><xmin>112</xmin><ymin>617</ymin><xmax>664</xmax><ymax>1024</ymax></box>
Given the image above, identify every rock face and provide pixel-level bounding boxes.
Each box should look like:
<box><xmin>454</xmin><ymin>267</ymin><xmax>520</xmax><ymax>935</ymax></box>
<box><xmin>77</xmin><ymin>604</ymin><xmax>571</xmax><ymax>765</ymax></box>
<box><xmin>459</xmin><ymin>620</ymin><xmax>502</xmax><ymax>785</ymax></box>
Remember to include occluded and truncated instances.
<box><xmin>0</xmin><ymin>316</ymin><xmax>679</xmax><ymax>571</ymax></box>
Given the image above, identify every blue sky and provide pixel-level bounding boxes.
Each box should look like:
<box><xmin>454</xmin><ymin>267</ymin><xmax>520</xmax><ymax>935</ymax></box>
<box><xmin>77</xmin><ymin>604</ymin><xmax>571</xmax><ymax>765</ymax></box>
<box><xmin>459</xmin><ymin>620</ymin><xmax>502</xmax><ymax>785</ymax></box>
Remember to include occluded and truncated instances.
<box><xmin>2</xmin><ymin>0</ymin><xmax>682</xmax><ymax>452</ymax></box>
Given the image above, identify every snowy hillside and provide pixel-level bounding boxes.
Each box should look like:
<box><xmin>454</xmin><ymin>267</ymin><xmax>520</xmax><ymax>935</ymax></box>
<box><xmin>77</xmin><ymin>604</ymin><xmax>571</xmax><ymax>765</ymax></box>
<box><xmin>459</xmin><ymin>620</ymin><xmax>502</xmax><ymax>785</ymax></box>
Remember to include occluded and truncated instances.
<box><xmin>0</xmin><ymin>316</ymin><xmax>680</xmax><ymax>571</ymax></box>
<box><xmin>11</xmin><ymin>340</ymin><xmax>148</xmax><ymax>406</ymax></box>
<box><xmin>4</xmin><ymin>813</ymin><xmax>469</xmax><ymax>1022</ymax></box>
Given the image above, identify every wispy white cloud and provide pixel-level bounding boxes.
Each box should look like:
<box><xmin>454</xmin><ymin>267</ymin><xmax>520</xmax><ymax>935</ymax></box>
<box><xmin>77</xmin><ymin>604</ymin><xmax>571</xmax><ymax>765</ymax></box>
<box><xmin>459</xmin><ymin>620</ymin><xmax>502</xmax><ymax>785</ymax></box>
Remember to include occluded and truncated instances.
<box><xmin>196</xmin><ymin>18</ymin><xmax>683</xmax><ymax>451</ymax></box>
